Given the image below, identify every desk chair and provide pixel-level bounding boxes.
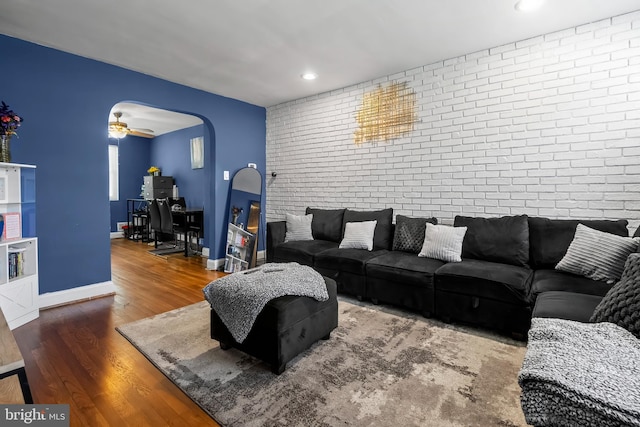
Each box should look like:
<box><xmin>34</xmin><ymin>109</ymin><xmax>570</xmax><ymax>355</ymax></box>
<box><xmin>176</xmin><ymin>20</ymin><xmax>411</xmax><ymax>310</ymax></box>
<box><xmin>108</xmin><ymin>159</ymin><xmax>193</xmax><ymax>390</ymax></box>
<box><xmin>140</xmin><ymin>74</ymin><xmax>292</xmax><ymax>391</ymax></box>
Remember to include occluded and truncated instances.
<box><xmin>148</xmin><ymin>199</ymin><xmax>162</xmax><ymax>248</ymax></box>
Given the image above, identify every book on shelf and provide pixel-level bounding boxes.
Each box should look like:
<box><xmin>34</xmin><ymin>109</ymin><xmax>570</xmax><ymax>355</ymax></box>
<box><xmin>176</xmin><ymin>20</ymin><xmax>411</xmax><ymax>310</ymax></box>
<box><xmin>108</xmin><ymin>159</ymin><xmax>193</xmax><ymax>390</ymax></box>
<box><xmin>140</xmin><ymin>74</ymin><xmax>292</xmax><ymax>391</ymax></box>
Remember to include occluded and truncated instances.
<box><xmin>2</xmin><ymin>212</ymin><xmax>20</xmax><ymax>240</ymax></box>
<box><xmin>8</xmin><ymin>246</ymin><xmax>26</xmax><ymax>280</ymax></box>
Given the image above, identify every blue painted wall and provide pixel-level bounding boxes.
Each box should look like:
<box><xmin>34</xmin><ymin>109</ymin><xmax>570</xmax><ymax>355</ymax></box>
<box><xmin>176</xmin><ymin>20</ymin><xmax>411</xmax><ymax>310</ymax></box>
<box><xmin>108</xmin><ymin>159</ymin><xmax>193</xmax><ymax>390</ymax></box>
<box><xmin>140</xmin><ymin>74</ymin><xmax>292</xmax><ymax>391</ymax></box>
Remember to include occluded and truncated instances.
<box><xmin>151</xmin><ymin>124</ymin><xmax>206</xmax><ymax>211</ymax></box>
<box><xmin>109</xmin><ymin>136</ymin><xmax>151</xmax><ymax>232</ymax></box>
<box><xmin>0</xmin><ymin>35</ymin><xmax>266</xmax><ymax>294</ymax></box>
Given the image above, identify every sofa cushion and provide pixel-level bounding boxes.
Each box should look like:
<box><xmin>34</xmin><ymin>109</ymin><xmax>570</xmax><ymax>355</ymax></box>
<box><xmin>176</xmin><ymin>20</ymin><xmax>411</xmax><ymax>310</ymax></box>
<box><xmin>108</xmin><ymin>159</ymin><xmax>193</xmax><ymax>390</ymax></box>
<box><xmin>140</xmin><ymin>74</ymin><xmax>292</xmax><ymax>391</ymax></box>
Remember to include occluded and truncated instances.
<box><xmin>314</xmin><ymin>248</ymin><xmax>388</xmax><ymax>275</ymax></box>
<box><xmin>366</xmin><ymin>251</ymin><xmax>445</xmax><ymax>287</ymax></box>
<box><xmin>272</xmin><ymin>240</ymin><xmax>338</xmax><ymax>266</ymax></box>
<box><xmin>343</xmin><ymin>208</ymin><xmax>393</xmax><ymax>250</ymax></box>
<box><xmin>555</xmin><ymin>224</ymin><xmax>638</xmax><ymax>284</ymax></box>
<box><xmin>392</xmin><ymin>215</ymin><xmax>437</xmax><ymax>254</ymax></box>
<box><xmin>284</xmin><ymin>213</ymin><xmax>314</xmax><ymax>242</ymax></box>
<box><xmin>528</xmin><ymin>217</ymin><xmax>630</xmax><ymax>270</ymax></box>
<box><xmin>435</xmin><ymin>259</ymin><xmax>532</xmax><ymax>305</ymax></box>
<box><xmin>418</xmin><ymin>224</ymin><xmax>467</xmax><ymax>262</ymax></box>
<box><xmin>532</xmin><ymin>291</ymin><xmax>602</xmax><ymax>322</ymax></box>
<box><xmin>305</xmin><ymin>208</ymin><xmax>345</xmax><ymax>243</ymax></box>
<box><xmin>591</xmin><ymin>253</ymin><xmax>640</xmax><ymax>339</ymax></box>
<box><xmin>529</xmin><ymin>269</ymin><xmax>613</xmax><ymax>303</ymax></box>
<box><xmin>454</xmin><ymin>215</ymin><xmax>529</xmax><ymax>267</ymax></box>
<box><xmin>339</xmin><ymin>220</ymin><xmax>377</xmax><ymax>251</ymax></box>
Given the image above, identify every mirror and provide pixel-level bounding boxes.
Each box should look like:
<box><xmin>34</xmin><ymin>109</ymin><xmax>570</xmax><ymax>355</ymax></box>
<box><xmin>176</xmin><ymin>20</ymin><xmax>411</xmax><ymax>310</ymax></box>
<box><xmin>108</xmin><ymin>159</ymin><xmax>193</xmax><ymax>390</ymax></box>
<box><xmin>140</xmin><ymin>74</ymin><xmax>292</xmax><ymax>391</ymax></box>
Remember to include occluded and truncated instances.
<box><xmin>224</xmin><ymin>167</ymin><xmax>263</xmax><ymax>272</ymax></box>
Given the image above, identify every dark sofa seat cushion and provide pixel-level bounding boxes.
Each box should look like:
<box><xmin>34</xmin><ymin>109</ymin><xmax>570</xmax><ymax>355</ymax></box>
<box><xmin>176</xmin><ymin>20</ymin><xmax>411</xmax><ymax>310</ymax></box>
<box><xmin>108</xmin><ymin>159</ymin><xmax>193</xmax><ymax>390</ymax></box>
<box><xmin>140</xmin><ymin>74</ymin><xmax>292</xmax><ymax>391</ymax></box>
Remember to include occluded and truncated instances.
<box><xmin>305</xmin><ymin>208</ymin><xmax>345</xmax><ymax>242</ymax></box>
<box><xmin>343</xmin><ymin>208</ymin><xmax>393</xmax><ymax>250</ymax></box>
<box><xmin>366</xmin><ymin>251</ymin><xmax>444</xmax><ymax>315</ymax></box>
<box><xmin>435</xmin><ymin>259</ymin><xmax>532</xmax><ymax>305</ymax></box>
<box><xmin>529</xmin><ymin>269</ymin><xmax>613</xmax><ymax>303</ymax></box>
<box><xmin>314</xmin><ymin>248</ymin><xmax>388</xmax><ymax>275</ymax></box>
<box><xmin>454</xmin><ymin>215</ymin><xmax>530</xmax><ymax>267</ymax></box>
<box><xmin>272</xmin><ymin>240</ymin><xmax>339</xmax><ymax>266</ymax></box>
<box><xmin>532</xmin><ymin>291</ymin><xmax>602</xmax><ymax>322</ymax></box>
<box><xmin>366</xmin><ymin>251</ymin><xmax>445</xmax><ymax>287</ymax></box>
<box><xmin>528</xmin><ymin>217</ymin><xmax>630</xmax><ymax>269</ymax></box>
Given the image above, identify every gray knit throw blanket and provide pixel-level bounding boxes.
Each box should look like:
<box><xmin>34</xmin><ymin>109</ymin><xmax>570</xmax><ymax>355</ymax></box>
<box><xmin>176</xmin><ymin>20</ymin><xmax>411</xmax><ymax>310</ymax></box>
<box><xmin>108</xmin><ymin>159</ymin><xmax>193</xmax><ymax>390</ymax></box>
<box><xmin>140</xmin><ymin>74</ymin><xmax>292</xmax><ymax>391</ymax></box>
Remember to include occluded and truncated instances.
<box><xmin>203</xmin><ymin>263</ymin><xmax>328</xmax><ymax>343</ymax></box>
<box><xmin>519</xmin><ymin>318</ymin><xmax>640</xmax><ymax>427</ymax></box>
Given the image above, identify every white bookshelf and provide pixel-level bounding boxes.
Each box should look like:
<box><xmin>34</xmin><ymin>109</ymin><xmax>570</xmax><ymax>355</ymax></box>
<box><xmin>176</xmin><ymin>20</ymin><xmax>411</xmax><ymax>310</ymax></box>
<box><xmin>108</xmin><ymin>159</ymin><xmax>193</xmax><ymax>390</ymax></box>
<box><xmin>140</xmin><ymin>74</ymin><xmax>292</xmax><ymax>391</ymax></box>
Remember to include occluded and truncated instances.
<box><xmin>0</xmin><ymin>162</ymin><xmax>38</xmax><ymax>330</ymax></box>
<box><xmin>224</xmin><ymin>223</ymin><xmax>254</xmax><ymax>273</ymax></box>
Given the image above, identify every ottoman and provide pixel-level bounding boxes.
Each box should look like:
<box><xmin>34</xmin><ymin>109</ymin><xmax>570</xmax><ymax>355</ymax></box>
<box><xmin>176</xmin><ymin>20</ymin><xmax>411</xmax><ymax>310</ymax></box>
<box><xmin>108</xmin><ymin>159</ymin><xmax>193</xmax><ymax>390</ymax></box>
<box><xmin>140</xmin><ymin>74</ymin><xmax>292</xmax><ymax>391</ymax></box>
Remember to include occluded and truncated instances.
<box><xmin>210</xmin><ymin>277</ymin><xmax>338</xmax><ymax>374</ymax></box>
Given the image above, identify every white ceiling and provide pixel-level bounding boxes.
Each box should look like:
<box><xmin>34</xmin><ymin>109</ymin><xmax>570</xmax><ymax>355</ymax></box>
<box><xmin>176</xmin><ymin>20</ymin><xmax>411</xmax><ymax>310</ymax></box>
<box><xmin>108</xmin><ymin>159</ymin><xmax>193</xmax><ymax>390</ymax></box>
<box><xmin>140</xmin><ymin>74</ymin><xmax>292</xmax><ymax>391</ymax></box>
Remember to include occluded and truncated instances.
<box><xmin>109</xmin><ymin>103</ymin><xmax>203</xmax><ymax>137</ymax></box>
<box><xmin>2</xmin><ymin>0</ymin><xmax>640</xmax><ymax>132</ymax></box>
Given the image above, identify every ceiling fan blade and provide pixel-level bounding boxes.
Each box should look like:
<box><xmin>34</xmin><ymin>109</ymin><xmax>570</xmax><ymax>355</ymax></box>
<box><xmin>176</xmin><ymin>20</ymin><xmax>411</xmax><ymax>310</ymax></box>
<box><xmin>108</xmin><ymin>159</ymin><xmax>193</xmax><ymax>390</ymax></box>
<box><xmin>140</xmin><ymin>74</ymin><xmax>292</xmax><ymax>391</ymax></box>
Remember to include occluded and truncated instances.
<box><xmin>128</xmin><ymin>129</ymin><xmax>155</xmax><ymax>138</ymax></box>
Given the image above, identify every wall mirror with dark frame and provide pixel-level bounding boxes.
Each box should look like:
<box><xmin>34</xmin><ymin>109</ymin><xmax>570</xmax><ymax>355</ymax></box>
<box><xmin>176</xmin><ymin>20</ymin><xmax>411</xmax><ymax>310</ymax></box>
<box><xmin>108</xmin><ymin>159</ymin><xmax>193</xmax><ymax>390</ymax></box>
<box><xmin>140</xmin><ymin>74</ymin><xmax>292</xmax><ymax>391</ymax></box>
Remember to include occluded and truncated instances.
<box><xmin>223</xmin><ymin>167</ymin><xmax>263</xmax><ymax>272</ymax></box>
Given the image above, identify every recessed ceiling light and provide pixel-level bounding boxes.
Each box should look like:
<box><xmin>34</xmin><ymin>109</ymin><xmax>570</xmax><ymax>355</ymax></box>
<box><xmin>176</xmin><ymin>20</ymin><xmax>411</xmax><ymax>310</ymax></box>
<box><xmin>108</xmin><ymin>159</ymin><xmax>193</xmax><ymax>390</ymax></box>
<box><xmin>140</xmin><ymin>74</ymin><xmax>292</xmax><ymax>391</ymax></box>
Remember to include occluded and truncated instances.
<box><xmin>301</xmin><ymin>72</ymin><xmax>318</xmax><ymax>80</ymax></box>
<box><xmin>514</xmin><ymin>0</ymin><xmax>544</xmax><ymax>12</ymax></box>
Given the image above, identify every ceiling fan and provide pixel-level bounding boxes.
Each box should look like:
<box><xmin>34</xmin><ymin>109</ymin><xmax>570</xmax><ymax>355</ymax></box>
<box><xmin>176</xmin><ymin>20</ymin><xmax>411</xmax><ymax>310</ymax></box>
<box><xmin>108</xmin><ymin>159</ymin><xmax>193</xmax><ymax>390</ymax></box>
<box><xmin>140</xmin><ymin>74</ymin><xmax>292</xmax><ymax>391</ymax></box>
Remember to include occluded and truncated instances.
<box><xmin>108</xmin><ymin>112</ymin><xmax>155</xmax><ymax>139</ymax></box>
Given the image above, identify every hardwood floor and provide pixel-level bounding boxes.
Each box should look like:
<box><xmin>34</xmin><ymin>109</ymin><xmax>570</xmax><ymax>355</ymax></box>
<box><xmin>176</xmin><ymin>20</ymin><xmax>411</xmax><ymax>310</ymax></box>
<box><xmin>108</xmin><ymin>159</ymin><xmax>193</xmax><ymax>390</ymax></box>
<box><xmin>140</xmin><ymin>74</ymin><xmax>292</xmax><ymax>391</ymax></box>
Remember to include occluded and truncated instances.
<box><xmin>10</xmin><ymin>238</ymin><xmax>225</xmax><ymax>426</ymax></box>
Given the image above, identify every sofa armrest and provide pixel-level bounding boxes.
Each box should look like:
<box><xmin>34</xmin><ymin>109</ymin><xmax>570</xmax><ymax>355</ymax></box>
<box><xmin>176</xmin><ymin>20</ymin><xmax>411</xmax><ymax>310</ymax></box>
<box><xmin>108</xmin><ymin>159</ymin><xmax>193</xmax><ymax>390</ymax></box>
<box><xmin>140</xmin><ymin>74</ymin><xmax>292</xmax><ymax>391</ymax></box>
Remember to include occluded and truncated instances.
<box><xmin>267</xmin><ymin>221</ymin><xmax>286</xmax><ymax>263</ymax></box>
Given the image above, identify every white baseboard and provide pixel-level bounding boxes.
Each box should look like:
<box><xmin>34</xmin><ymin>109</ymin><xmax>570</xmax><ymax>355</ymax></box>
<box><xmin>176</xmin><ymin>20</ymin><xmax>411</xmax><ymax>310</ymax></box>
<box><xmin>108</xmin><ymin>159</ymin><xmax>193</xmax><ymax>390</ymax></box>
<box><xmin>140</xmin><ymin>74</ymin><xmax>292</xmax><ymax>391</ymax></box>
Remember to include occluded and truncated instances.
<box><xmin>206</xmin><ymin>250</ymin><xmax>266</xmax><ymax>271</ymax></box>
<box><xmin>40</xmin><ymin>281</ymin><xmax>117</xmax><ymax>310</ymax></box>
<box><xmin>207</xmin><ymin>258</ymin><xmax>225</xmax><ymax>270</ymax></box>
<box><xmin>110</xmin><ymin>232</ymin><xmax>124</xmax><ymax>239</ymax></box>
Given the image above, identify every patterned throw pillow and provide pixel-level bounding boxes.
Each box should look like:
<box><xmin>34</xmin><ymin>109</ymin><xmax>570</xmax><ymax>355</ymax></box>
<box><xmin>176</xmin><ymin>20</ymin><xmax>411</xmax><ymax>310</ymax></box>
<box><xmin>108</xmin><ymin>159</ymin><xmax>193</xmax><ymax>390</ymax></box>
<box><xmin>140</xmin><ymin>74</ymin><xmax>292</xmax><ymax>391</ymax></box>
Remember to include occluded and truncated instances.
<box><xmin>339</xmin><ymin>221</ymin><xmax>377</xmax><ymax>251</ymax></box>
<box><xmin>418</xmin><ymin>223</ymin><xmax>467</xmax><ymax>263</ymax></box>
<box><xmin>284</xmin><ymin>213</ymin><xmax>314</xmax><ymax>242</ymax></box>
<box><xmin>392</xmin><ymin>215</ymin><xmax>437</xmax><ymax>254</ymax></box>
<box><xmin>555</xmin><ymin>224</ymin><xmax>638</xmax><ymax>284</ymax></box>
<box><xmin>591</xmin><ymin>253</ymin><xmax>640</xmax><ymax>339</ymax></box>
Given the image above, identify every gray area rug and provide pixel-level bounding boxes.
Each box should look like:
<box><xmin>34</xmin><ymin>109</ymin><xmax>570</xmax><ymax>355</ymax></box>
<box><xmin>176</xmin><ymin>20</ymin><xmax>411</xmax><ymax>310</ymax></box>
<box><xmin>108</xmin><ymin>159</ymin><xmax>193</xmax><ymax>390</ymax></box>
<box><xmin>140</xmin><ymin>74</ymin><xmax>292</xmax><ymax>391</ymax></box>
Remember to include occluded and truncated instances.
<box><xmin>117</xmin><ymin>298</ymin><xmax>527</xmax><ymax>426</ymax></box>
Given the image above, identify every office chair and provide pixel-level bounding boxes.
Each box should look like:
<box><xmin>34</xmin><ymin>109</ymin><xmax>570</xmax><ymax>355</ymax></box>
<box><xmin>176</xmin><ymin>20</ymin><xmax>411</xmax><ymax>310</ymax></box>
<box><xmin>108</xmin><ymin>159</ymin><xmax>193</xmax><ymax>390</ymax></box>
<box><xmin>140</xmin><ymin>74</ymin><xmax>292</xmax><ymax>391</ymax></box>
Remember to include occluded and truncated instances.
<box><xmin>148</xmin><ymin>199</ymin><xmax>162</xmax><ymax>248</ymax></box>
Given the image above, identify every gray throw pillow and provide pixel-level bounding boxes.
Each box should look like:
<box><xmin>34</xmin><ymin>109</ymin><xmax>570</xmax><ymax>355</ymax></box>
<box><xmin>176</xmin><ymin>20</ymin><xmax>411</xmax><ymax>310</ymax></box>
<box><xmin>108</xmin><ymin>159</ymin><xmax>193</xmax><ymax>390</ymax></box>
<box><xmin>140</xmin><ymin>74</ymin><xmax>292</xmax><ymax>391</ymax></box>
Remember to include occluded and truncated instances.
<box><xmin>392</xmin><ymin>215</ymin><xmax>438</xmax><ymax>254</ymax></box>
<box><xmin>284</xmin><ymin>213</ymin><xmax>314</xmax><ymax>242</ymax></box>
<box><xmin>556</xmin><ymin>224</ymin><xmax>638</xmax><ymax>284</ymax></box>
<box><xmin>591</xmin><ymin>253</ymin><xmax>640</xmax><ymax>339</ymax></box>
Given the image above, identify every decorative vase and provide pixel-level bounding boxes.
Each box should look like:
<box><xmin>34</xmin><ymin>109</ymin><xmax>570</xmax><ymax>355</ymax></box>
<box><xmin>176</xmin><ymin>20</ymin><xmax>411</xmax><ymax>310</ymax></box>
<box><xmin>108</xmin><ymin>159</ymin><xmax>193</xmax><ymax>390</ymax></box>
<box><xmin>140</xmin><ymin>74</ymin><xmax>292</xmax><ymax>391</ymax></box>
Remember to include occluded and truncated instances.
<box><xmin>0</xmin><ymin>135</ymin><xmax>11</xmax><ymax>163</ymax></box>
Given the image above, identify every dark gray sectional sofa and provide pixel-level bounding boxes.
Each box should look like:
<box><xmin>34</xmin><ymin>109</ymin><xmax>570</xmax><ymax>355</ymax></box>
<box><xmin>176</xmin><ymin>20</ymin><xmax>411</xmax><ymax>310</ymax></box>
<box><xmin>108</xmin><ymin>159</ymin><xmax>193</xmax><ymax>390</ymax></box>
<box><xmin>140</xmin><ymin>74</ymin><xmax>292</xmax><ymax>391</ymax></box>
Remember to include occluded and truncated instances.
<box><xmin>266</xmin><ymin>207</ymin><xmax>635</xmax><ymax>338</ymax></box>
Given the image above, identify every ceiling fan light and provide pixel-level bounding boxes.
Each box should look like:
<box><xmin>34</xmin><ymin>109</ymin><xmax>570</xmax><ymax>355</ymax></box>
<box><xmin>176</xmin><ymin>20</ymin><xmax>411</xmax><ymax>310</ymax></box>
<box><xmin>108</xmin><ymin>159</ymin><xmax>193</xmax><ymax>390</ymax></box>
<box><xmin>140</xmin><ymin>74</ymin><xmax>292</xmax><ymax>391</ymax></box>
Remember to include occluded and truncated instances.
<box><xmin>301</xmin><ymin>72</ymin><xmax>318</xmax><ymax>80</ymax></box>
<box><xmin>108</xmin><ymin>124</ymin><xmax>128</xmax><ymax>139</ymax></box>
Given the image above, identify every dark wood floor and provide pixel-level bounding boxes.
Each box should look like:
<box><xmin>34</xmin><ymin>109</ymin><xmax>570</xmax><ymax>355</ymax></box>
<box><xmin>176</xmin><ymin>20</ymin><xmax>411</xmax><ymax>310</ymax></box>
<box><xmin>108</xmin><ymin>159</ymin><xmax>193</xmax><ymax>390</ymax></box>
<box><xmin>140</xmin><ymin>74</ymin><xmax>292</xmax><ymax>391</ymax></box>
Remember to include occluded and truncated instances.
<box><xmin>10</xmin><ymin>238</ymin><xmax>225</xmax><ymax>426</ymax></box>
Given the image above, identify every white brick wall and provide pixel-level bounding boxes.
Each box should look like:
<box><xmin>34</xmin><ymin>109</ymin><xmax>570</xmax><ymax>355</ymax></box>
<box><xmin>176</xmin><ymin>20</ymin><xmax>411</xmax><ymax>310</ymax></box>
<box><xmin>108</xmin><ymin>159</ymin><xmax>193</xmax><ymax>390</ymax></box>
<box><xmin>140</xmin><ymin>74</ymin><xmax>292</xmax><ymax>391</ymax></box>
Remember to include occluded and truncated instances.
<box><xmin>266</xmin><ymin>11</ymin><xmax>640</xmax><ymax>232</ymax></box>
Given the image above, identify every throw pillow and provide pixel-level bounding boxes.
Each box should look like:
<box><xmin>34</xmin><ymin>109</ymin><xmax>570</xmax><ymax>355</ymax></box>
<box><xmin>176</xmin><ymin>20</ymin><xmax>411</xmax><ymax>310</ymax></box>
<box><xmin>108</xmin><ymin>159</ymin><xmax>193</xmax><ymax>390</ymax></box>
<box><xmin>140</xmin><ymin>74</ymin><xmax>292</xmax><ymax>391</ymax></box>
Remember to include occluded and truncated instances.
<box><xmin>590</xmin><ymin>253</ymin><xmax>640</xmax><ymax>339</ymax></box>
<box><xmin>339</xmin><ymin>220</ymin><xmax>378</xmax><ymax>251</ymax></box>
<box><xmin>392</xmin><ymin>215</ymin><xmax>438</xmax><ymax>254</ymax></box>
<box><xmin>284</xmin><ymin>213</ymin><xmax>314</xmax><ymax>242</ymax></box>
<box><xmin>418</xmin><ymin>223</ymin><xmax>467</xmax><ymax>263</ymax></box>
<box><xmin>343</xmin><ymin>208</ymin><xmax>393</xmax><ymax>250</ymax></box>
<box><xmin>555</xmin><ymin>224</ymin><xmax>639</xmax><ymax>284</ymax></box>
<box><xmin>528</xmin><ymin>217</ymin><xmax>630</xmax><ymax>269</ymax></box>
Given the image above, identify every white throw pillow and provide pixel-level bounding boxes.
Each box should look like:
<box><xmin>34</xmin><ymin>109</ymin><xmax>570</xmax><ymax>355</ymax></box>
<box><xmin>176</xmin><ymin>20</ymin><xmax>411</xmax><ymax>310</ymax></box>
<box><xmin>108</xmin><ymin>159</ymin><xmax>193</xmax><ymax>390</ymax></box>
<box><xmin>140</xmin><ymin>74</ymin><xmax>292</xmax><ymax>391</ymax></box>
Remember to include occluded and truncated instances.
<box><xmin>418</xmin><ymin>223</ymin><xmax>467</xmax><ymax>262</ymax></box>
<box><xmin>284</xmin><ymin>213</ymin><xmax>314</xmax><ymax>242</ymax></box>
<box><xmin>339</xmin><ymin>221</ymin><xmax>378</xmax><ymax>251</ymax></box>
<box><xmin>556</xmin><ymin>224</ymin><xmax>639</xmax><ymax>284</ymax></box>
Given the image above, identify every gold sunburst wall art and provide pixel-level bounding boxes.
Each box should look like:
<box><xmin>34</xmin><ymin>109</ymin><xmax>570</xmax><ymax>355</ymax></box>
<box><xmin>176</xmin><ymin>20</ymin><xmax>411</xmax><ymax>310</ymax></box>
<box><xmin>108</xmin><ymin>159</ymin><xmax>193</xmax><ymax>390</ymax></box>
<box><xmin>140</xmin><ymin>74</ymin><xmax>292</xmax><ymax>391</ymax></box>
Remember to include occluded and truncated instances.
<box><xmin>354</xmin><ymin>81</ymin><xmax>417</xmax><ymax>145</ymax></box>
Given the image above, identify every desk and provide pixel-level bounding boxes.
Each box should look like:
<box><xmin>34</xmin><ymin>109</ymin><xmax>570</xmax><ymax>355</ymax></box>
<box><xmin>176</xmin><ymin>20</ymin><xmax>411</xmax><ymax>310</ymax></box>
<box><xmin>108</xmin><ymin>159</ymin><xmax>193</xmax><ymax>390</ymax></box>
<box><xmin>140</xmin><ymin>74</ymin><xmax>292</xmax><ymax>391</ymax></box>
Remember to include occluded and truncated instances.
<box><xmin>172</xmin><ymin>208</ymin><xmax>204</xmax><ymax>257</ymax></box>
<box><xmin>127</xmin><ymin>199</ymin><xmax>150</xmax><ymax>242</ymax></box>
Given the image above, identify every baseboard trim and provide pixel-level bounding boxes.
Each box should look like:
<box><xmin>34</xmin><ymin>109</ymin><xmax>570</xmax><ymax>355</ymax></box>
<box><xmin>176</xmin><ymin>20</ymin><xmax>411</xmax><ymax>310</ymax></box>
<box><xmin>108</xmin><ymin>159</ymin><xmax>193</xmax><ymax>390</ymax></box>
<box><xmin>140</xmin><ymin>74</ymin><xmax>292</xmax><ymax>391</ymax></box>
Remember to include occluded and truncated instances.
<box><xmin>110</xmin><ymin>232</ymin><xmax>124</xmax><ymax>239</ymax></box>
<box><xmin>206</xmin><ymin>250</ymin><xmax>266</xmax><ymax>271</ymax></box>
<box><xmin>40</xmin><ymin>281</ymin><xmax>117</xmax><ymax>310</ymax></box>
<box><xmin>207</xmin><ymin>258</ymin><xmax>224</xmax><ymax>271</ymax></box>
